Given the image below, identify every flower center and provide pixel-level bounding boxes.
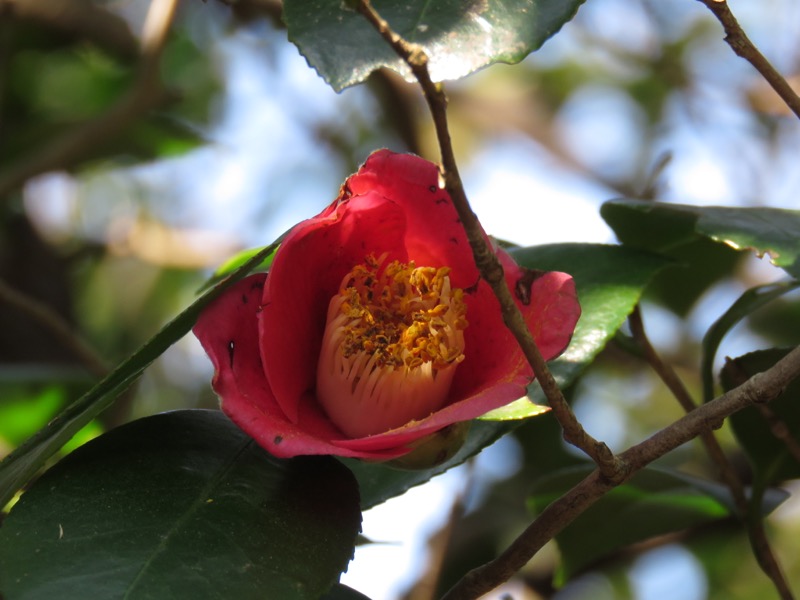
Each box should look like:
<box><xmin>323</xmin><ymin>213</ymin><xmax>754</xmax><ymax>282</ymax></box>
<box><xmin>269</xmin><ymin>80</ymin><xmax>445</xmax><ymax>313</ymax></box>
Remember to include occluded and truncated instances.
<box><xmin>316</xmin><ymin>254</ymin><xmax>468</xmax><ymax>438</ymax></box>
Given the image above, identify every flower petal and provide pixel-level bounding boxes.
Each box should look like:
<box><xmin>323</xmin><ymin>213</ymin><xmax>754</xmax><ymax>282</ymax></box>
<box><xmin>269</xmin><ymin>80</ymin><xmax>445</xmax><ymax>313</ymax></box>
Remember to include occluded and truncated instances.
<box><xmin>193</xmin><ymin>274</ymin><xmax>404</xmax><ymax>459</ymax></box>
<box><xmin>346</xmin><ymin>150</ymin><xmax>480</xmax><ymax>289</ymax></box>
<box><xmin>259</xmin><ymin>191</ymin><xmax>408</xmax><ymax>424</ymax></box>
<box><xmin>451</xmin><ymin>254</ymin><xmax>579</xmax><ymax>404</ymax></box>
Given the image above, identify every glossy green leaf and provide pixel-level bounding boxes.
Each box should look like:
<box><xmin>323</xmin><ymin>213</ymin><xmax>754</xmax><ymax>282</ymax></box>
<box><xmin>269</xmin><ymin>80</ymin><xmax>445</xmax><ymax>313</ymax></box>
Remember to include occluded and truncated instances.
<box><xmin>528</xmin><ymin>466</ymin><xmax>788</xmax><ymax>582</ymax></box>
<box><xmin>198</xmin><ymin>236</ymin><xmax>286</xmax><ymax>293</ymax></box>
<box><xmin>721</xmin><ymin>349</ymin><xmax>800</xmax><ymax>485</ymax></box>
<box><xmin>0</xmin><ymin>410</ymin><xmax>361</xmax><ymax>600</ymax></box>
<box><xmin>511</xmin><ymin>243</ymin><xmax>670</xmax><ymax>405</ymax></box>
<box><xmin>283</xmin><ymin>0</ymin><xmax>586</xmax><ymax>91</ymax></box>
<box><xmin>0</xmin><ymin>240</ymin><xmax>281</xmax><ymax>509</ymax></box>
<box><xmin>701</xmin><ymin>281</ymin><xmax>800</xmax><ymax>402</ymax></box>
<box><xmin>603</xmin><ymin>199</ymin><xmax>800</xmax><ymax>277</ymax></box>
<box><xmin>478</xmin><ymin>396</ymin><xmax>550</xmax><ymax>421</ymax></box>
<box><xmin>345</xmin><ymin>243</ymin><xmax>667</xmax><ymax>509</ymax></box>
<box><xmin>601</xmin><ymin>199</ymin><xmax>746</xmax><ymax>314</ymax></box>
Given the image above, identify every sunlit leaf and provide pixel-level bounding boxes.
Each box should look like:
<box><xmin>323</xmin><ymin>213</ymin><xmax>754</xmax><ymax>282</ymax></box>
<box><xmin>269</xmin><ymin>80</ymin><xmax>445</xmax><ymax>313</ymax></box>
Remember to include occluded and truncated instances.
<box><xmin>0</xmin><ymin>410</ymin><xmax>361</xmax><ymax>600</ymax></box>
<box><xmin>0</xmin><ymin>240</ymin><xmax>281</xmax><ymax>509</ymax></box>
<box><xmin>198</xmin><ymin>236</ymin><xmax>286</xmax><ymax>293</ymax></box>
<box><xmin>478</xmin><ymin>397</ymin><xmax>549</xmax><ymax>421</ymax></box>
<box><xmin>283</xmin><ymin>0</ymin><xmax>586</xmax><ymax>91</ymax></box>
<box><xmin>528</xmin><ymin>465</ymin><xmax>788</xmax><ymax>582</ymax></box>
<box><xmin>511</xmin><ymin>243</ymin><xmax>670</xmax><ymax>405</ymax></box>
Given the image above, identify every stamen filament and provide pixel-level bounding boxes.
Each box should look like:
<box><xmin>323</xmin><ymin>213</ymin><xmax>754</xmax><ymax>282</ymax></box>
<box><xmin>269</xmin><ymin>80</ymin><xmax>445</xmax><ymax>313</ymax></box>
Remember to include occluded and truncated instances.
<box><xmin>316</xmin><ymin>255</ymin><xmax>468</xmax><ymax>437</ymax></box>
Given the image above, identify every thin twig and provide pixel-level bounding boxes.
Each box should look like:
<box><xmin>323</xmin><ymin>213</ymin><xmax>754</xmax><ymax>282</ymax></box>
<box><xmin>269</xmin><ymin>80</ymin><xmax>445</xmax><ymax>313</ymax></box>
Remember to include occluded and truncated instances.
<box><xmin>629</xmin><ymin>306</ymin><xmax>794</xmax><ymax>600</ymax></box>
<box><xmin>629</xmin><ymin>306</ymin><xmax>748</xmax><ymax>511</ymax></box>
<box><xmin>0</xmin><ymin>0</ymin><xmax>181</xmax><ymax>198</ymax></box>
<box><xmin>442</xmin><ymin>344</ymin><xmax>800</xmax><ymax>600</ymax></box>
<box><xmin>0</xmin><ymin>278</ymin><xmax>107</xmax><ymax>378</ymax></box>
<box><xmin>354</xmin><ymin>0</ymin><xmax>623</xmax><ymax>482</ymax></box>
<box><xmin>698</xmin><ymin>0</ymin><xmax>800</xmax><ymax>120</ymax></box>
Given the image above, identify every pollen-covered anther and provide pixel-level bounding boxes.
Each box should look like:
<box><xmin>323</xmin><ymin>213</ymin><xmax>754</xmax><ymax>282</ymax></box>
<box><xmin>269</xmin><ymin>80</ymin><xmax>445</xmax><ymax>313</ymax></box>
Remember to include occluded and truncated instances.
<box><xmin>316</xmin><ymin>255</ymin><xmax>468</xmax><ymax>438</ymax></box>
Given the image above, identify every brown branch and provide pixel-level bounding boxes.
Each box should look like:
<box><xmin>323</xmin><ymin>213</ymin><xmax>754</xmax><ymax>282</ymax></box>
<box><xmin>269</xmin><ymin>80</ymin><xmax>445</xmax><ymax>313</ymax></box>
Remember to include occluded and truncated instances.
<box><xmin>629</xmin><ymin>306</ymin><xmax>794</xmax><ymax>600</ymax></box>
<box><xmin>442</xmin><ymin>344</ymin><xmax>800</xmax><ymax>600</ymax></box>
<box><xmin>698</xmin><ymin>0</ymin><xmax>800</xmax><ymax>120</ymax></box>
<box><xmin>629</xmin><ymin>306</ymin><xmax>747</xmax><ymax>510</ymax></box>
<box><xmin>353</xmin><ymin>0</ymin><xmax>623</xmax><ymax>482</ymax></box>
<box><xmin>0</xmin><ymin>278</ymin><xmax>107</xmax><ymax>378</ymax></box>
<box><xmin>0</xmin><ymin>0</ymin><xmax>181</xmax><ymax>199</ymax></box>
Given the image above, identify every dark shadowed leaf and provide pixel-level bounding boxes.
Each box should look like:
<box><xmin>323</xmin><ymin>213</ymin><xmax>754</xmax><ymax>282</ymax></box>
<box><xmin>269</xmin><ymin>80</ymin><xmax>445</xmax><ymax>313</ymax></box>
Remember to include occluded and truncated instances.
<box><xmin>283</xmin><ymin>0</ymin><xmax>586</xmax><ymax>91</ymax></box>
<box><xmin>321</xmin><ymin>583</ymin><xmax>374</xmax><ymax>600</ymax></box>
<box><xmin>0</xmin><ymin>410</ymin><xmax>361</xmax><ymax>600</ymax></box>
<box><xmin>528</xmin><ymin>465</ymin><xmax>788</xmax><ymax>582</ymax></box>
<box><xmin>344</xmin><ymin>419</ymin><xmax>515</xmax><ymax>510</ymax></box>
<box><xmin>721</xmin><ymin>349</ymin><xmax>800</xmax><ymax>485</ymax></box>
<box><xmin>601</xmin><ymin>199</ymin><xmax>747</xmax><ymax>315</ymax></box>
<box><xmin>602</xmin><ymin>200</ymin><xmax>800</xmax><ymax>312</ymax></box>
<box><xmin>701</xmin><ymin>281</ymin><xmax>800</xmax><ymax>402</ymax></box>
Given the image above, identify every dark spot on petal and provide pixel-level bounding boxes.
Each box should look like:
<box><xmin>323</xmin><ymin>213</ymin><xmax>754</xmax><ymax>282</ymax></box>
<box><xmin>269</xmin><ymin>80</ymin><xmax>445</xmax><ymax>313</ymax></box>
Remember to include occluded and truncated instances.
<box><xmin>464</xmin><ymin>277</ymin><xmax>480</xmax><ymax>295</ymax></box>
<box><xmin>449</xmin><ymin>237</ymin><xmax>458</xmax><ymax>244</ymax></box>
<box><xmin>435</xmin><ymin>197</ymin><xmax>447</xmax><ymax>205</ymax></box>
<box><xmin>227</xmin><ymin>340</ymin><xmax>235</xmax><ymax>368</ymax></box>
<box><xmin>241</xmin><ymin>294</ymin><xmax>248</xmax><ymax>304</ymax></box>
<box><xmin>274</xmin><ymin>435</ymin><xmax>283</xmax><ymax>445</ymax></box>
<box><xmin>514</xmin><ymin>268</ymin><xmax>547</xmax><ymax>306</ymax></box>
<box><xmin>250</xmin><ymin>280</ymin><xmax>264</xmax><ymax>292</ymax></box>
<box><xmin>428</xmin><ymin>185</ymin><xmax>437</xmax><ymax>193</ymax></box>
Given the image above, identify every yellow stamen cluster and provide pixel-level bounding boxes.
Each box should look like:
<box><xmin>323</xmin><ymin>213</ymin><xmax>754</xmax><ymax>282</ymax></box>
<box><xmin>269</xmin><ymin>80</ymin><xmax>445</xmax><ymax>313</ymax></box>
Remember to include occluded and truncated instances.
<box><xmin>337</xmin><ymin>254</ymin><xmax>467</xmax><ymax>371</ymax></box>
<box><xmin>316</xmin><ymin>254</ymin><xmax>468</xmax><ymax>438</ymax></box>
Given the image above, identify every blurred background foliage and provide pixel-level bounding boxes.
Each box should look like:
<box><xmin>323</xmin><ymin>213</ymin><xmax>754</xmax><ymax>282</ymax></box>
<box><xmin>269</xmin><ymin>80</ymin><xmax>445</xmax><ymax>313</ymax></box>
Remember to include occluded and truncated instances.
<box><xmin>1</xmin><ymin>0</ymin><xmax>799</xmax><ymax>598</ymax></box>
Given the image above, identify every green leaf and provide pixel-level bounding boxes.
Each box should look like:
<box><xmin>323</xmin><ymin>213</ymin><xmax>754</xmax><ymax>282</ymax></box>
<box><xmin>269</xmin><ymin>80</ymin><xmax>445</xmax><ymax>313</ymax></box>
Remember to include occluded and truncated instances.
<box><xmin>198</xmin><ymin>238</ymin><xmax>285</xmax><ymax>293</ymax></box>
<box><xmin>602</xmin><ymin>200</ymin><xmax>800</xmax><ymax>312</ymax></box>
<box><xmin>510</xmin><ymin>243</ymin><xmax>670</xmax><ymax>405</ymax></box>
<box><xmin>528</xmin><ymin>465</ymin><xmax>788</xmax><ymax>582</ymax></box>
<box><xmin>283</xmin><ymin>0</ymin><xmax>586</xmax><ymax>91</ymax></box>
<box><xmin>0</xmin><ymin>240</ymin><xmax>281</xmax><ymax>509</ymax></box>
<box><xmin>601</xmin><ymin>199</ymin><xmax>746</xmax><ymax>314</ymax></box>
<box><xmin>721</xmin><ymin>348</ymin><xmax>800</xmax><ymax>485</ymax></box>
<box><xmin>346</xmin><ymin>243</ymin><xmax>668</xmax><ymax>509</ymax></box>
<box><xmin>0</xmin><ymin>410</ymin><xmax>361</xmax><ymax>600</ymax></box>
<box><xmin>701</xmin><ymin>281</ymin><xmax>800</xmax><ymax>402</ymax></box>
<box><xmin>478</xmin><ymin>396</ymin><xmax>550</xmax><ymax>421</ymax></box>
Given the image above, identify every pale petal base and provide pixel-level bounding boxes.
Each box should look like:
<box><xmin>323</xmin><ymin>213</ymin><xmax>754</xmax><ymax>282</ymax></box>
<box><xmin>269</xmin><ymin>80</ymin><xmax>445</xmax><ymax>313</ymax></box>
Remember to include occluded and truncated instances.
<box><xmin>316</xmin><ymin>302</ymin><xmax>459</xmax><ymax>438</ymax></box>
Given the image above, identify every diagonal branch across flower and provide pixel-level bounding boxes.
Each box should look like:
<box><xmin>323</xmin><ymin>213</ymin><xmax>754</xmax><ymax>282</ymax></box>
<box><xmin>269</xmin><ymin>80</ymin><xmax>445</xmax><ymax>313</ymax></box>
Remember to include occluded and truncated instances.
<box><xmin>194</xmin><ymin>150</ymin><xmax>580</xmax><ymax>461</ymax></box>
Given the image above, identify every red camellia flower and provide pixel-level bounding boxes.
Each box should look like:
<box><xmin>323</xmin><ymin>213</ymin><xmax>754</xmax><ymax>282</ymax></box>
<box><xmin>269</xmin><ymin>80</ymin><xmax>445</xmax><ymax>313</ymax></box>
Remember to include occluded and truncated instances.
<box><xmin>193</xmin><ymin>150</ymin><xmax>580</xmax><ymax>461</ymax></box>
